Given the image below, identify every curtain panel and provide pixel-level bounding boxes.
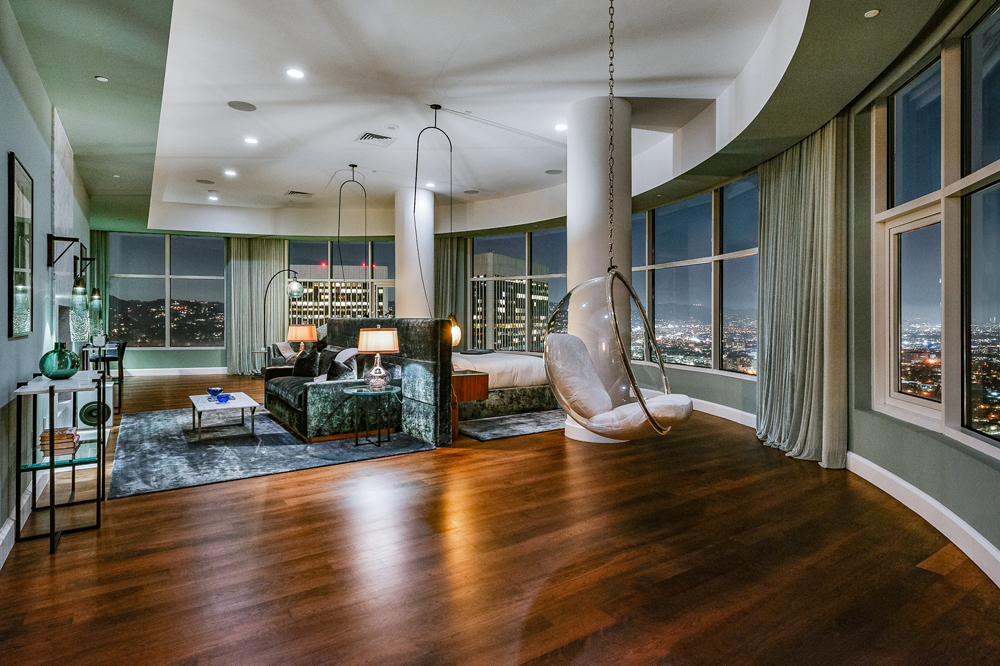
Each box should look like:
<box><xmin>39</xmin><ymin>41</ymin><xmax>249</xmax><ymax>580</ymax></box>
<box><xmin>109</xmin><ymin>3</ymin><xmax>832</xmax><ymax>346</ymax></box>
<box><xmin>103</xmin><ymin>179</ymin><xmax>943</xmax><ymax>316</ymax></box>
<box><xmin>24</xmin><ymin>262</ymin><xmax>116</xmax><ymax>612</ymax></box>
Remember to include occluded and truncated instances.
<box><xmin>756</xmin><ymin>114</ymin><xmax>848</xmax><ymax>469</ymax></box>
<box><xmin>434</xmin><ymin>237</ymin><xmax>467</xmax><ymax>345</ymax></box>
<box><xmin>227</xmin><ymin>237</ymin><xmax>287</xmax><ymax>374</ymax></box>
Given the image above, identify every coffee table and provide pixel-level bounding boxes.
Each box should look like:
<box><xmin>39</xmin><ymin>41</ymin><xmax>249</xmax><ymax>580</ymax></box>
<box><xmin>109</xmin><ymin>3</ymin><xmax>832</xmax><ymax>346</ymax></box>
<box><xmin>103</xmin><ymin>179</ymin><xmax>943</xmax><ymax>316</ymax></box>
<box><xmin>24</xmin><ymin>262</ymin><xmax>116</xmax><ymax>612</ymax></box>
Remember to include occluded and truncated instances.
<box><xmin>189</xmin><ymin>392</ymin><xmax>259</xmax><ymax>440</ymax></box>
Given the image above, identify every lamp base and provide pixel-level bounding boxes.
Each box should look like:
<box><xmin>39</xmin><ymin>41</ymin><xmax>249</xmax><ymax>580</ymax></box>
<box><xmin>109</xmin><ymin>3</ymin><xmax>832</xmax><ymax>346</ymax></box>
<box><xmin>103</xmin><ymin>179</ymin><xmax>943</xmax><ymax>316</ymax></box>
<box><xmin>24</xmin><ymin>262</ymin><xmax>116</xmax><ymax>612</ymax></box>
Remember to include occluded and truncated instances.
<box><xmin>365</xmin><ymin>353</ymin><xmax>389</xmax><ymax>390</ymax></box>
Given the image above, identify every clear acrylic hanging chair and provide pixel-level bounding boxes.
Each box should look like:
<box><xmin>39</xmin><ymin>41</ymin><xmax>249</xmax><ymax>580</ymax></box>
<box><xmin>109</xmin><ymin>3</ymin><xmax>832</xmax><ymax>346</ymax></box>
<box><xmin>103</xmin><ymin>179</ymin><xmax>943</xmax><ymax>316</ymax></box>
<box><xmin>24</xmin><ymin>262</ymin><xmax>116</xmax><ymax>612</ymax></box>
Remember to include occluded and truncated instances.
<box><xmin>544</xmin><ymin>270</ymin><xmax>693</xmax><ymax>440</ymax></box>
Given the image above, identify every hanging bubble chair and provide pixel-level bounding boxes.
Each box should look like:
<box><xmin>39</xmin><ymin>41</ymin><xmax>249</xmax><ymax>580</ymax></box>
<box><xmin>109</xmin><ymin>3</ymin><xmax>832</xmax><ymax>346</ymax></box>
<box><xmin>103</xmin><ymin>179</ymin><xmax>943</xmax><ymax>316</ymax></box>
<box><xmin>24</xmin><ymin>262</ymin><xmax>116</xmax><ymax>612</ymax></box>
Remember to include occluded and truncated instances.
<box><xmin>545</xmin><ymin>269</ymin><xmax>693</xmax><ymax>441</ymax></box>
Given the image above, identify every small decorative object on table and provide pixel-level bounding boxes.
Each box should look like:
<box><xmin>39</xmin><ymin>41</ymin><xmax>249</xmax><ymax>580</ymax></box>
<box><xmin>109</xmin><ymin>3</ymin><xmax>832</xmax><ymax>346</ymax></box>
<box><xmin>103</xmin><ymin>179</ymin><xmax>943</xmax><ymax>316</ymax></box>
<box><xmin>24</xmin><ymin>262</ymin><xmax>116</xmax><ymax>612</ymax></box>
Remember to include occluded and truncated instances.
<box><xmin>217</xmin><ymin>394</ymin><xmax>231</xmax><ymax>404</ymax></box>
<box><xmin>39</xmin><ymin>342</ymin><xmax>81</xmax><ymax>380</ymax></box>
<box><xmin>207</xmin><ymin>387</ymin><xmax>223</xmax><ymax>401</ymax></box>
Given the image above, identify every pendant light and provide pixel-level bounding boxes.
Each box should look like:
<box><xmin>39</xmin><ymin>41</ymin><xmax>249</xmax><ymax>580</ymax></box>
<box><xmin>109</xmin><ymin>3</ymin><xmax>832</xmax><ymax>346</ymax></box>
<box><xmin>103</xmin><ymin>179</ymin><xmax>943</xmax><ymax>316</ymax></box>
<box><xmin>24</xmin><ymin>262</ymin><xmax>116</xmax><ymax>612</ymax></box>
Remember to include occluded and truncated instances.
<box><xmin>413</xmin><ymin>104</ymin><xmax>461</xmax><ymax>346</ymax></box>
<box><xmin>336</xmin><ymin>164</ymin><xmax>369</xmax><ymax>317</ymax></box>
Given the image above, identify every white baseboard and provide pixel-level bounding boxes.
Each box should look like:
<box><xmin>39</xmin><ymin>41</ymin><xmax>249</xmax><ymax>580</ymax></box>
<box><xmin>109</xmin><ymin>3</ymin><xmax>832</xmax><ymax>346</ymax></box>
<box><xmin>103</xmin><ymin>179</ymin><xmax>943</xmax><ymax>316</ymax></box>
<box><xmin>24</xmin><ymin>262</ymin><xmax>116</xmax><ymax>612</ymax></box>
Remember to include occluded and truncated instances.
<box><xmin>0</xmin><ymin>470</ymin><xmax>51</xmax><ymax>572</ymax></box>
<box><xmin>847</xmin><ymin>451</ymin><xmax>1000</xmax><ymax>587</ymax></box>
<box><xmin>692</xmin><ymin>398</ymin><xmax>757</xmax><ymax>428</ymax></box>
<box><xmin>124</xmin><ymin>366</ymin><xmax>228</xmax><ymax>377</ymax></box>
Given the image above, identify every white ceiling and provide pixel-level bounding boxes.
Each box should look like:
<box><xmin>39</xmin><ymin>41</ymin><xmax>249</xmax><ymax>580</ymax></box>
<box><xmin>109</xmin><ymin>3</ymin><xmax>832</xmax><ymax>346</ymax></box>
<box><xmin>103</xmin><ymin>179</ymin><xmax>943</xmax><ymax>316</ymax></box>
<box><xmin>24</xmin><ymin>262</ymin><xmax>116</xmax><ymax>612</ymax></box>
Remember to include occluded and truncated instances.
<box><xmin>152</xmin><ymin>0</ymin><xmax>786</xmax><ymax>213</ymax></box>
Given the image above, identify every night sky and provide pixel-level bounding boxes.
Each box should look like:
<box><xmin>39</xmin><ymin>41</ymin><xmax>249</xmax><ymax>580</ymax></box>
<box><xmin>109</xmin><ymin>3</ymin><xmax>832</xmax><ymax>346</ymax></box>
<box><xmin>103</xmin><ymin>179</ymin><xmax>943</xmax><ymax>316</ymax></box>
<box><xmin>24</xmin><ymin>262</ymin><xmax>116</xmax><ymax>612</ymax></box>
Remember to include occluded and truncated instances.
<box><xmin>899</xmin><ymin>223</ymin><xmax>941</xmax><ymax>325</ymax></box>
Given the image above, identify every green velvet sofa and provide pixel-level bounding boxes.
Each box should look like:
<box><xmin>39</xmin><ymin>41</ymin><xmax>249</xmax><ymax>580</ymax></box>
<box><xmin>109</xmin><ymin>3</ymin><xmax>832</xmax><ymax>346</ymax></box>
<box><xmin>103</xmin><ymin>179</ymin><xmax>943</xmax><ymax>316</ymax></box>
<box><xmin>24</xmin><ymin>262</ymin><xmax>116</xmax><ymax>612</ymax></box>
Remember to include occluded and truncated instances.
<box><xmin>264</xmin><ymin>318</ymin><xmax>452</xmax><ymax>446</ymax></box>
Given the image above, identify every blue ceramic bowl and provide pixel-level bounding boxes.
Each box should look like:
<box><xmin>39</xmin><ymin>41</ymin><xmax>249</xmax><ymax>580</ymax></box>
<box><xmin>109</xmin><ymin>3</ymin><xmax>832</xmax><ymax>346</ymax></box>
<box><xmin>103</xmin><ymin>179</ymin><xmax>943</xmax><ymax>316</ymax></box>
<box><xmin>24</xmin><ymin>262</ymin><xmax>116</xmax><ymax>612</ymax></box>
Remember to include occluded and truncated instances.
<box><xmin>217</xmin><ymin>394</ymin><xmax>231</xmax><ymax>404</ymax></box>
<box><xmin>207</xmin><ymin>387</ymin><xmax>224</xmax><ymax>401</ymax></box>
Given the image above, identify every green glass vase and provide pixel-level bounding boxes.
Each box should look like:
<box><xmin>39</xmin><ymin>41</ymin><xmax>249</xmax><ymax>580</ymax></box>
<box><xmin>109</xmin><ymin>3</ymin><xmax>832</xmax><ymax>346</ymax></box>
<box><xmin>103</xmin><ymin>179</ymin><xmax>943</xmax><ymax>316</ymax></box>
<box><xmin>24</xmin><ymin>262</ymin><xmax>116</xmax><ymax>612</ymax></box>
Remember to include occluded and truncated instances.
<box><xmin>39</xmin><ymin>342</ymin><xmax>81</xmax><ymax>380</ymax></box>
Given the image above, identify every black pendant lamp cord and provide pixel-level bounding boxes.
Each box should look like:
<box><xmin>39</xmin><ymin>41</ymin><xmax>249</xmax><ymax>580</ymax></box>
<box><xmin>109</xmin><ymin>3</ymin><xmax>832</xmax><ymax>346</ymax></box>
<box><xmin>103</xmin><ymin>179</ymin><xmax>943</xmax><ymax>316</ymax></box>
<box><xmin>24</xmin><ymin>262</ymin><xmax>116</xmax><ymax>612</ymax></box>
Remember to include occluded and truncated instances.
<box><xmin>413</xmin><ymin>104</ymin><xmax>453</xmax><ymax>318</ymax></box>
<box><xmin>336</xmin><ymin>164</ymin><xmax>368</xmax><ymax>314</ymax></box>
<box><xmin>607</xmin><ymin>0</ymin><xmax>616</xmax><ymax>273</ymax></box>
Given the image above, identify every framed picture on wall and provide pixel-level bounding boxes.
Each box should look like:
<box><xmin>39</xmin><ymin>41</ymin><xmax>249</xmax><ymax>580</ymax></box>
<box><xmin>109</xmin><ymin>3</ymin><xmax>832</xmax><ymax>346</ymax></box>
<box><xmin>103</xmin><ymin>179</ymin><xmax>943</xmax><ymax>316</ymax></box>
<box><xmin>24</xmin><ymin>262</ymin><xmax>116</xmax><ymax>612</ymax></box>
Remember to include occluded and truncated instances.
<box><xmin>9</xmin><ymin>152</ymin><xmax>33</xmax><ymax>338</ymax></box>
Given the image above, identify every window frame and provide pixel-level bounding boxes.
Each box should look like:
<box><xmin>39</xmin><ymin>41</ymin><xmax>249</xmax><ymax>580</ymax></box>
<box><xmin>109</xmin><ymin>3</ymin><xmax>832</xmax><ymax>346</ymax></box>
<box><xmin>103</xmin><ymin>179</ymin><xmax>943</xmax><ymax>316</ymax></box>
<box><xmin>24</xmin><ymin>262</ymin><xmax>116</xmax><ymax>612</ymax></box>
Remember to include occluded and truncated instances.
<box><xmin>108</xmin><ymin>233</ymin><xmax>226</xmax><ymax>350</ymax></box>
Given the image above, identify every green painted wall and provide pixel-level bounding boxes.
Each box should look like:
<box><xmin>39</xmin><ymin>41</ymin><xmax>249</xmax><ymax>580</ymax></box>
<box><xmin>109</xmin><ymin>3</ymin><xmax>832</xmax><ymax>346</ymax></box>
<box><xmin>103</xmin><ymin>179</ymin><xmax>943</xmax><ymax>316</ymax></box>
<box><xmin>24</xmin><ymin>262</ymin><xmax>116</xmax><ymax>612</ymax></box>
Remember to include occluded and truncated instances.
<box><xmin>125</xmin><ymin>349</ymin><xmax>227</xmax><ymax>370</ymax></box>
<box><xmin>849</xmin><ymin>108</ymin><xmax>1000</xmax><ymax>549</ymax></box>
<box><xmin>633</xmin><ymin>362</ymin><xmax>757</xmax><ymax>415</ymax></box>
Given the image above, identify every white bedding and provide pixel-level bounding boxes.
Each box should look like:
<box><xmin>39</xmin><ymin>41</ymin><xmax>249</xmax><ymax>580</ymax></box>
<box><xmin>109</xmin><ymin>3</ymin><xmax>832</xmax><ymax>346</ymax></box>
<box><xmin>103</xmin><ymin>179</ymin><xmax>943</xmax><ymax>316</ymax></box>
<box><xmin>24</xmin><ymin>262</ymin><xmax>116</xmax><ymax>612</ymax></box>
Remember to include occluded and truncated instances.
<box><xmin>452</xmin><ymin>352</ymin><xmax>548</xmax><ymax>389</ymax></box>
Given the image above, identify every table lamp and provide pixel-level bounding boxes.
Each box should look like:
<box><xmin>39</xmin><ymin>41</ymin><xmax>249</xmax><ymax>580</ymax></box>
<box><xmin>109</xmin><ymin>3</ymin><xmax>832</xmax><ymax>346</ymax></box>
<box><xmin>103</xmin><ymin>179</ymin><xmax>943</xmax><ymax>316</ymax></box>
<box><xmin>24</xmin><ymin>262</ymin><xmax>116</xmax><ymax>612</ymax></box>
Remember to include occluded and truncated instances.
<box><xmin>358</xmin><ymin>326</ymin><xmax>399</xmax><ymax>389</ymax></box>
<box><xmin>286</xmin><ymin>324</ymin><xmax>318</xmax><ymax>352</ymax></box>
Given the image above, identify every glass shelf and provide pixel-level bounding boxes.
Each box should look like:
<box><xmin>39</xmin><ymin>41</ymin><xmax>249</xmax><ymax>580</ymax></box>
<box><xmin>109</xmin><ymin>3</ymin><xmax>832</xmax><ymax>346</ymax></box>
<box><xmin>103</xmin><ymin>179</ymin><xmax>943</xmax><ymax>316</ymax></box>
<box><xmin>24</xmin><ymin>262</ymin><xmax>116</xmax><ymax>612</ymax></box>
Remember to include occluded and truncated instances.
<box><xmin>19</xmin><ymin>437</ymin><xmax>99</xmax><ymax>471</ymax></box>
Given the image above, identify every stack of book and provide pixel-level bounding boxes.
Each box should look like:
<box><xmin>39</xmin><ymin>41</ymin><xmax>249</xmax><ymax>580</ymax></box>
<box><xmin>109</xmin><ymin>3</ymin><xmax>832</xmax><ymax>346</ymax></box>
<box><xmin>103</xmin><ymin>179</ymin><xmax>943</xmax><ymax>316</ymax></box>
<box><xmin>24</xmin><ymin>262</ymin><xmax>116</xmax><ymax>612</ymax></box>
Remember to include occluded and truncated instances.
<box><xmin>39</xmin><ymin>427</ymin><xmax>81</xmax><ymax>457</ymax></box>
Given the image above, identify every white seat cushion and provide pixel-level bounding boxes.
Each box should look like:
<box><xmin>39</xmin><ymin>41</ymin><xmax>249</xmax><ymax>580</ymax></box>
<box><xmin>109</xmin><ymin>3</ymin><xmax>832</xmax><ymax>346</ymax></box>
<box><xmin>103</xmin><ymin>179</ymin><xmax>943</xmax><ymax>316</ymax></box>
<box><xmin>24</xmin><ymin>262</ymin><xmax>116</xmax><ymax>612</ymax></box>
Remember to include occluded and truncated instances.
<box><xmin>588</xmin><ymin>393</ymin><xmax>693</xmax><ymax>433</ymax></box>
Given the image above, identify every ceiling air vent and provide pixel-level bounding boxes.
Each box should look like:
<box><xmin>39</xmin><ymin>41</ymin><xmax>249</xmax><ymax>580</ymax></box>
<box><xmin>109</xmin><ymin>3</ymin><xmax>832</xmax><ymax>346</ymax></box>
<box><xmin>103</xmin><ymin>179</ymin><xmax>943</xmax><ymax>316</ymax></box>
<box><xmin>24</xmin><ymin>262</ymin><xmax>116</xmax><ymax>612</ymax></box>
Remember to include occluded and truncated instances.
<box><xmin>354</xmin><ymin>132</ymin><xmax>396</xmax><ymax>148</ymax></box>
<box><xmin>284</xmin><ymin>190</ymin><xmax>314</xmax><ymax>198</ymax></box>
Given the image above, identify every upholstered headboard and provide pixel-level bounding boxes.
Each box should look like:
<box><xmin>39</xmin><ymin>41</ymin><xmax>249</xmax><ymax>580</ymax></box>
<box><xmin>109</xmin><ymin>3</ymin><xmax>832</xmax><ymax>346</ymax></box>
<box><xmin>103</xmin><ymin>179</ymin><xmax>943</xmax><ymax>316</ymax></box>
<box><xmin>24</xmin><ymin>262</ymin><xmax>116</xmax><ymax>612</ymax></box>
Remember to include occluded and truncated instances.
<box><xmin>325</xmin><ymin>318</ymin><xmax>452</xmax><ymax>446</ymax></box>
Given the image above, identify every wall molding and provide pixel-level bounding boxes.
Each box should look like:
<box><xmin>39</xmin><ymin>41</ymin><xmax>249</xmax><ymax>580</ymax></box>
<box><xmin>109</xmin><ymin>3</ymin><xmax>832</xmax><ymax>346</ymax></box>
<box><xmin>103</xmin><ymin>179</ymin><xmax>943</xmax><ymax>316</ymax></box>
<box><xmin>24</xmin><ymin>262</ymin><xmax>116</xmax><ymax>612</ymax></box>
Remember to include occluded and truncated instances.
<box><xmin>124</xmin><ymin>366</ymin><xmax>228</xmax><ymax>377</ymax></box>
<box><xmin>692</xmin><ymin>398</ymin><xmax>757</xmax><ymax>428</ymax></box>
<box><xmin>0</xmin><ymin>470</ymin><xmax>50</xmax><ymax>572</ymax></box>
<box><xmin>847</xmin><ymin>451</ymin><xmax>1000</xmax><ymax>587</ymax></box>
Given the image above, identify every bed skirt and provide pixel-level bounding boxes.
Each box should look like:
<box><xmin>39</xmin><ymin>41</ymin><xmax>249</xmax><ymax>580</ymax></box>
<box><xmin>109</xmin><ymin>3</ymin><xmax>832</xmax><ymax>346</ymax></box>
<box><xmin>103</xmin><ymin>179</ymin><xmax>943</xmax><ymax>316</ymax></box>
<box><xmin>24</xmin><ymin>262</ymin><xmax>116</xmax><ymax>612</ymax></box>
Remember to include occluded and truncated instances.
<box><xmin>457</xmin><ymin>384</ymin><xmax>559</xmax><ymax>421</ymax></box>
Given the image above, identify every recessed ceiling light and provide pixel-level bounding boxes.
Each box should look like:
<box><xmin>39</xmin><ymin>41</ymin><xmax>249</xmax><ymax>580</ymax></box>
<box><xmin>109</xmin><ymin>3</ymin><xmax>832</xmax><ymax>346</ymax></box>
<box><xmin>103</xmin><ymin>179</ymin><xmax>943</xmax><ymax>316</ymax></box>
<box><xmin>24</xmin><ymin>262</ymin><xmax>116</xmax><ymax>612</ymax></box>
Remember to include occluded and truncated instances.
<box><xmin>208</xmin><ymin>195</ymin><xmax>219</xmax><ymax>201</ymax></box>
<box><xmin>464</xmin><ymin>189</ymin><xmax>479</xmax><ymax>194</ymax></box>
<box><xmin>228</xmin><ymin>100</ymin><xmax>257</xmax><ymax>112</ymax></box>
<box><xmin>244</xmin><ymin>137</ymin><xmax>258</xmax><ymax>144</ymax></box>
<box><xmin>864</xmin><ymin>9</ymin><xmax>880</xmax><ymax>18</ymax></box>
<box><xmin>224</xmin><ymin>170</ymin><xmax>237</xmax><ymax>177</ymax></box>
<box><xmin>385</xmin><ymin>124</ymin><xmax>399</xmax><ymax>131</ymax></box>
<box><xmin>426</xmin><ymin>182</ymin><xmax>435</xmax><ymax>188</ymax></box>
<box><xmin>196</xmin><ymin>179</ymin><xmax>215</xmax><ymax>184</ymax></box>
<box><xmin>555</xmin><ymin>124</ymin><xmax>568</xmax><ymax>131</ymax></box>
<box><xmin>94</xmin><ymin>75</ymin><xmax>109</xmax><ymax>82</ymax></box>
<box><xmin>545</xmin><ymin>169</ymin><xmax>563</xmax><ymax>175</ymax></box>
<box><xmin>286</xmin><ymin>69</ymin><xmax>305</xmax><ymax>79</ymax></box>
<box><xmin>112</xmin><ymin>174</ymin><xmax>120</xmax><ymax>178</ymax></box>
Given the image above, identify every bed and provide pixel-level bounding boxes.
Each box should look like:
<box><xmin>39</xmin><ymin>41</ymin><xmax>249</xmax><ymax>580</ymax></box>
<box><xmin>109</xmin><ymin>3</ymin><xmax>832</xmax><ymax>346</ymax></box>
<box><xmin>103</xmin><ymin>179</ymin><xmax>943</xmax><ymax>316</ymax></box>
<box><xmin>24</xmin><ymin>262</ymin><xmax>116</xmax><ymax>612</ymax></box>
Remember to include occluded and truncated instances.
<box><xmin>452</xmin><ymin>352</ymin><xmax>559</xmax><ymax>420</ymax></box>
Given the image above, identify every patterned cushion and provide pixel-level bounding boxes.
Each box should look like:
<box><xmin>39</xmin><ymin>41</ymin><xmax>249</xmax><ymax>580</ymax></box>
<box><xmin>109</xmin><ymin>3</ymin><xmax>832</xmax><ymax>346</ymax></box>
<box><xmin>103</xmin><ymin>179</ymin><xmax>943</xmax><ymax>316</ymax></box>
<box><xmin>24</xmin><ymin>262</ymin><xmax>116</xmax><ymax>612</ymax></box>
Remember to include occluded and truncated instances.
<box><xmin>266</xmin><ymin>376</ymin><xmax>312</xmax><ymax>409</ymax></box>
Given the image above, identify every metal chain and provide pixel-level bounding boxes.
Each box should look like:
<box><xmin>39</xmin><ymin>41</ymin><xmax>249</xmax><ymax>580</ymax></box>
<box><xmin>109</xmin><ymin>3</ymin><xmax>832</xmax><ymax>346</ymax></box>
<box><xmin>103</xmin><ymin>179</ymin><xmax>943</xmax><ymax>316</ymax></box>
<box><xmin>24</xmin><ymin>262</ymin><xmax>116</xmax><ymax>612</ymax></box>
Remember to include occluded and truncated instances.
<box><xmin>608</xmin><ymin>0</ymin><xmax>616</xmax><ymax>272</ymax></box>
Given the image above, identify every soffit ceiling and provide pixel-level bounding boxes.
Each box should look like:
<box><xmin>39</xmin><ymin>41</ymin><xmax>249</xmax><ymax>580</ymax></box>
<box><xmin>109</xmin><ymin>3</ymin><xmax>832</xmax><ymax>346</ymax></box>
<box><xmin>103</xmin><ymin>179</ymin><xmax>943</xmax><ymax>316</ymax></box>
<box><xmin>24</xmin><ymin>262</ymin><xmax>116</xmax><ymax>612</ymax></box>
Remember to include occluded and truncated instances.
<box><xmin>150</xmin><ymin>0</ymin><xmax>784</xmax><ymax>211</ymax></box>
<box><xmin>8</xmin><ymin>0</ymin><xmax>173</xmax><ymax>221</ymax></box>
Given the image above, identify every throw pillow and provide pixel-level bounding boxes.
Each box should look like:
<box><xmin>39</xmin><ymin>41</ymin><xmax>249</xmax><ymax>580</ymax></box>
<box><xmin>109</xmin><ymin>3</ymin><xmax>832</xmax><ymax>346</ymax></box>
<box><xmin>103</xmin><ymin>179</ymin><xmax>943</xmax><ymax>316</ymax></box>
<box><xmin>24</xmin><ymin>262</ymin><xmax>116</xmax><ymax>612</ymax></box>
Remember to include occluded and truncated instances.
<box><xmin>328</xmin><ymin>360</ymin><xmax>354</xmax><ymax>381</ymax></box>
<box><xmin>317</xmin><ymin>349</ymin><xmax>338</xmax><ymax>376</ymax></box>
<box><xmin>335</xmin><ymin>347</ymin><xmax>360</xmax><ymax>377</ymax></box>
<box><xmin>292</xmin><ymin>348</ymin><xmax>321</xmax><ymax>377</ymax></box>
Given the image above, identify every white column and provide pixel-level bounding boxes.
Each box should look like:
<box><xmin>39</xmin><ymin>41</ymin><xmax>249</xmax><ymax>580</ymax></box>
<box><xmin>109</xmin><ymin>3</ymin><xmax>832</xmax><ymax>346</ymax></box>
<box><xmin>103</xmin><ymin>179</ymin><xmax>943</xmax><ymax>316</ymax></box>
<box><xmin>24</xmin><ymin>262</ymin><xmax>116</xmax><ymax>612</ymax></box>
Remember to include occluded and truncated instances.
<box><xmin>394</xmin><ymin>187</ymin><xmax>435</xmax><ymax>318</ymax></box>
<box><xmin>564</xmin><ymin>96</ymin><xmax>632</xmax><ymax>443</ymax></box>
<box><xmin>567</xmin><ymin>96</ymin><xmax>632</xmax><ymax>290</ymax></box>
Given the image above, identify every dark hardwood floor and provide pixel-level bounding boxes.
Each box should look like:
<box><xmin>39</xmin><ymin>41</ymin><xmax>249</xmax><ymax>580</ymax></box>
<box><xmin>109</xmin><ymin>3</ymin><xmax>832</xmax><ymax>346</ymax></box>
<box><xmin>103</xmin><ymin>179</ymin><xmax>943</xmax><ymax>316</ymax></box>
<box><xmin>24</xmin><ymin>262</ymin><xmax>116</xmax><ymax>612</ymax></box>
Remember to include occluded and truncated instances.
<box><xmin>3</xmin><ymin>374</ymin><xmax>1000</xmax><ymax>665</ymax></box>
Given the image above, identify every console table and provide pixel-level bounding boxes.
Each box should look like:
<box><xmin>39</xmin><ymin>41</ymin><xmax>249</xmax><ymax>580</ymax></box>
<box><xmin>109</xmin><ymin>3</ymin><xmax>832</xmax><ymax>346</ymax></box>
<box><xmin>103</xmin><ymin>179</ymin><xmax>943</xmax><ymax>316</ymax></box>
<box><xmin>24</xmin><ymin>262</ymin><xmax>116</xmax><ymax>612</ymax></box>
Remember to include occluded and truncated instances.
<box><xmin>15</xmin><ymin>371</ymin><xmax>108</xmax><ymax>553</ymax></box>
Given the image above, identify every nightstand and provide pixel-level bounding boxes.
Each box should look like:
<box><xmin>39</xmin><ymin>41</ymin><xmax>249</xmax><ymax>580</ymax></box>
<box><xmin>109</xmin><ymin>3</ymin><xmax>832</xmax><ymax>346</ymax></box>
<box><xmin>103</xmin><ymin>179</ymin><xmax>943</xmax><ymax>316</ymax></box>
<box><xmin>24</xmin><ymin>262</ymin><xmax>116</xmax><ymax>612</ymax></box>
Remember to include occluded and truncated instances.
<box><xmin>451</xmin><ymin>371</ymin><xmax>489</xmax><ymax>440</ymax></box>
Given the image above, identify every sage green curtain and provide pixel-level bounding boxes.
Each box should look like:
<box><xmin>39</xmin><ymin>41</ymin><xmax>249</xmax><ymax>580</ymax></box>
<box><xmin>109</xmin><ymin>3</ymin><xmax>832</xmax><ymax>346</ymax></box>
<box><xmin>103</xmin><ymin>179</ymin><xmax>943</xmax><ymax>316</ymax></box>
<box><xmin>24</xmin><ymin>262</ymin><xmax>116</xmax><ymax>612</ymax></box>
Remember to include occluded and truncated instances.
<box><xmin>756</xmin><ymin>115</ymin><xmax>848</xmax><ymax>469</ymax></box>
<box><xmin>227</xmin><ymin>237</ymin><xmax>287</xmax><ymax>374</ymax></box>
<box><xmin>435</xmin><ymin>237</ymin><xmax>467</xmax><ymax>348</ymax></box>
<box><xmin>89</xmin><ymin>230</ymin><xmax>109</xmax><ymax>335</ymax></box>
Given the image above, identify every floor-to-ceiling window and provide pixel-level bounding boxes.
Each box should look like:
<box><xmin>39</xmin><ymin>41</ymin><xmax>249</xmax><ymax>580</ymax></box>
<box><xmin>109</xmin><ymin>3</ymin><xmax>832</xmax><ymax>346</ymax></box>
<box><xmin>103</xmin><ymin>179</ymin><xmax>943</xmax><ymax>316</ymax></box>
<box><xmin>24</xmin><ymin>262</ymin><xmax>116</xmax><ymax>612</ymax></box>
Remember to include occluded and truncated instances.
<box><xmin>287</xmin><ymin>240</ymin><xmax>396</xmax><ymax>324</ymax></box>
<box><xmin>870</xmin><ymin>0</ymin><xmax>1000</xmax><ymax>446</ymax></box>
<box><xmin>470</xmin><ymin>229</ymin><xmax>567</xmax><ymax>351</ymax></box>
<box><xmin>108</xmin><ymin>233</ymin><xmax>225</xmax><ymax>347</ymax></box>
<box><xmin>631</xmin><ymin>174</ymin><xmax>759</xmax><ymax>375</ymax></box>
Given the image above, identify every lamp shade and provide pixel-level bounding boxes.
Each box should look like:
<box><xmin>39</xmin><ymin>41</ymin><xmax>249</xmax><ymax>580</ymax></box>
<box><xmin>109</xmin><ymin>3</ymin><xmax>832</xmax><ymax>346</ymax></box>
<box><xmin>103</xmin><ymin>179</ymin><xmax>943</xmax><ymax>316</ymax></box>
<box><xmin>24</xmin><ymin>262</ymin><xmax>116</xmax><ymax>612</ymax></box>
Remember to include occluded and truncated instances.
<box><xmin>286</xmin><ymin>324</ymin><xmax>318</xmax><ymax>343</ymax></box>
<box><xmin>358</xmin><ymin>327</ymin><xmax>399</xmax><ymax>354</ymax></box>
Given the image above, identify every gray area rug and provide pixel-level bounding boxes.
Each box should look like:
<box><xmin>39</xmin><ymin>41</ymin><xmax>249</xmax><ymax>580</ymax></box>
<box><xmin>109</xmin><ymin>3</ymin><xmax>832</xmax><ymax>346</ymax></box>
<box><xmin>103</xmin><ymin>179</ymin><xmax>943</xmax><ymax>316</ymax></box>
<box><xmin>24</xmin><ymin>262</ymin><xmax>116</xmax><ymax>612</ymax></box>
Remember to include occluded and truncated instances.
<box><xmin>108</xmin><ymin>408</ymin><xmax>433</xmax><ymax>499</ymax></box>
<box><xmin>458</xmin><ymin>409</ymin><xmax>566</xmax><ymax>441</ymax></box>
